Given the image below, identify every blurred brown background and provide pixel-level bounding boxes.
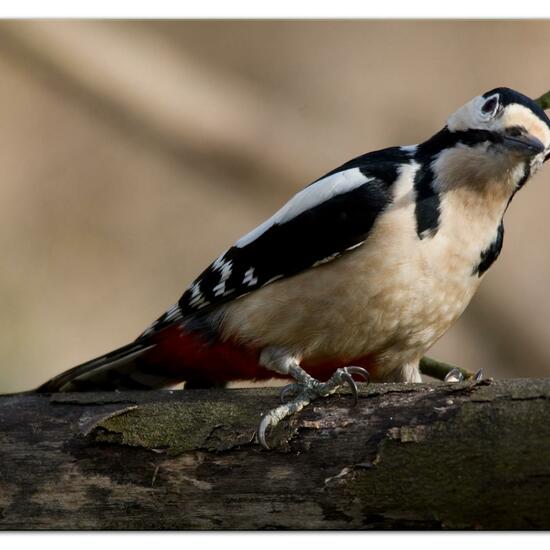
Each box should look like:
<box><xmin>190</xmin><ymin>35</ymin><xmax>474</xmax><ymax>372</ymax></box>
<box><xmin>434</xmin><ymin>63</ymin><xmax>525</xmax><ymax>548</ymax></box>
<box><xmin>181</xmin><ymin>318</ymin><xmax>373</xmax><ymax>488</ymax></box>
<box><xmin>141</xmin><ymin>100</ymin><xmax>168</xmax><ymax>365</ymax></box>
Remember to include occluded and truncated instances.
<box><xmin>1</xmin><ymin>20</ymin><xmax>549</xmax><ymax>393</ymax></box>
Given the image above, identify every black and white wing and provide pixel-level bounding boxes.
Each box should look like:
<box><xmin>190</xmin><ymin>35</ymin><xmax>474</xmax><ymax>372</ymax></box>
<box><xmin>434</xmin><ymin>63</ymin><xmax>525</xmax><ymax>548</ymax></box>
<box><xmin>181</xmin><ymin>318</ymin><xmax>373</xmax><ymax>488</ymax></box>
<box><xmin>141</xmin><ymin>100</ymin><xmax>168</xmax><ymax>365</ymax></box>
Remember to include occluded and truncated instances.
<box><xmin>146</xmin><ymin>146</ymin><xmax>413</xmax><ymax>333</ymax></box>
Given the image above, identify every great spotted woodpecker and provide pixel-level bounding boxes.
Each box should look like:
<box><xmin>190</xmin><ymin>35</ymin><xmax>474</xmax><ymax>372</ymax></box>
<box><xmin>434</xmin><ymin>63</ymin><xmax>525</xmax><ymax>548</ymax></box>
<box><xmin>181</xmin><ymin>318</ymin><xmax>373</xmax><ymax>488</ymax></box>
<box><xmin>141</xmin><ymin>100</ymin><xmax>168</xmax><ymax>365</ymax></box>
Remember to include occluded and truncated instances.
<box><xmin>37</xmin><ymin>87</ymin><xmax>550</xmax><ymax>448</ymax></box>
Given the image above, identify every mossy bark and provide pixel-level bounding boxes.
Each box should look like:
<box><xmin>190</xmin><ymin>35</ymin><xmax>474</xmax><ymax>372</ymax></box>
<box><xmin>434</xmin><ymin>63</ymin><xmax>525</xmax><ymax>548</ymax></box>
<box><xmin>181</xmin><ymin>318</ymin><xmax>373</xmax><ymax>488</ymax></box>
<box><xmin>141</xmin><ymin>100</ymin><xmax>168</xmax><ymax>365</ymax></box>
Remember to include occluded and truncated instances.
<box><xmin>1</xmin><ymin>379</ymin><xmax>550</xmax><ymax>529</ymax></box>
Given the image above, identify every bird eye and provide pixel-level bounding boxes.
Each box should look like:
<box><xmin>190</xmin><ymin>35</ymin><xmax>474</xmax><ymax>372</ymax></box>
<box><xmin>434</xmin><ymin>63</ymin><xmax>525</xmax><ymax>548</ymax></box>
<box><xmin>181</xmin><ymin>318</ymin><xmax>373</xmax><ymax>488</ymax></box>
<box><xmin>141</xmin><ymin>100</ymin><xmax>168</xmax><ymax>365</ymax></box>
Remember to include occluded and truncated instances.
<box><xmin>481</xmin><ymin>95</ymin><xmax>500</xmax><ymax>118</ymax></box>
<box><xmin>505</xmin><ymin>126</ymin><xmax>525</xmax><ymax>138</ymax></box>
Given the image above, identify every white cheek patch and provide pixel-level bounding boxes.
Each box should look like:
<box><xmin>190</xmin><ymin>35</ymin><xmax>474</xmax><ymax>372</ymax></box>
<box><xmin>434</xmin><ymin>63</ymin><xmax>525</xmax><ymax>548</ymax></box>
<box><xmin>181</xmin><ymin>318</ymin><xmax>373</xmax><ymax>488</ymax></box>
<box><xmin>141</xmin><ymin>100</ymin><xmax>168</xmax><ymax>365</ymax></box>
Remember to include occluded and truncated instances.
<box><xmin>446</xmin><ymin>95</ymin><xmax>488</xmax><ymax>132</ymax></box>
<box><xmin>235</xmin><ymin>167</ymin><xmax>371</xmax><ymax>248</ymax></box>
<box><xmin>500</xmin><ymin>104</ymin><xmax>550</xmax><ymax>150</ymax></box>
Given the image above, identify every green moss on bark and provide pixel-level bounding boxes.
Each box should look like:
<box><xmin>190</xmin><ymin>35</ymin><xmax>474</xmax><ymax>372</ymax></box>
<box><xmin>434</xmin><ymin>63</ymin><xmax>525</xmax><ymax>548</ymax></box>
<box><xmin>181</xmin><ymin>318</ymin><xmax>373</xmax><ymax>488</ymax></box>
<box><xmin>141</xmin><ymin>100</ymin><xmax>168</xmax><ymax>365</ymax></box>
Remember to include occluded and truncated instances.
<box><xmin>91</xmin><ymin>400</ymin><xmax>260</xmax><ymax>455</ymax></box>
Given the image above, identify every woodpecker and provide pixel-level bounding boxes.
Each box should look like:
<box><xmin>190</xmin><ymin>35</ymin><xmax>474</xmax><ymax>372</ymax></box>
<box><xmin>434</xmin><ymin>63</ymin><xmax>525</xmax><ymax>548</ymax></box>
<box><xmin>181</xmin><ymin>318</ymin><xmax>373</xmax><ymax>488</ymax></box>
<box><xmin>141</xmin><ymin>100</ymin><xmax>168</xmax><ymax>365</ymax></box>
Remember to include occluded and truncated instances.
<box><xmin>37</xmin><ymin>87</ymin><xmax>550</xmax><ymax>448</ymax></box>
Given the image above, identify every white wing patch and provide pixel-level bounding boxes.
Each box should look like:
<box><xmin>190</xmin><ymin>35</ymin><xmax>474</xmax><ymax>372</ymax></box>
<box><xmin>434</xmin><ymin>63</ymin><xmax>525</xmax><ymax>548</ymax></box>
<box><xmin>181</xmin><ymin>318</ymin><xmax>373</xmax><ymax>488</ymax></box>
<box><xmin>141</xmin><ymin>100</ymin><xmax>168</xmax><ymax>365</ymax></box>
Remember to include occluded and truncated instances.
<box><xmin>188</xmin><ymin>281</ymin><xmax>210</xmax><ymax>309</ymax></box>
<box><xmin>243</xmin><ymin>267</ymin><xmax>258</xmax><ymax>286</ymax></box>
<box><xmin>165</xmin><ymin>303</ymin><xmax>182</xmax><ymax>322</ymax></box>
<box><xmin>140</xmin><ymin>303</ymin><xmax>182</xmax><ymax>336</ymax></box>
<box><xmin>235</xmin><ymin>167</ymin><xmax>371</xmax><ymax>248</ymax></box>
<box><xmin>211</xmin><ymin>257</ymin><xmax>233</xmax><ymax>296</ymax></box>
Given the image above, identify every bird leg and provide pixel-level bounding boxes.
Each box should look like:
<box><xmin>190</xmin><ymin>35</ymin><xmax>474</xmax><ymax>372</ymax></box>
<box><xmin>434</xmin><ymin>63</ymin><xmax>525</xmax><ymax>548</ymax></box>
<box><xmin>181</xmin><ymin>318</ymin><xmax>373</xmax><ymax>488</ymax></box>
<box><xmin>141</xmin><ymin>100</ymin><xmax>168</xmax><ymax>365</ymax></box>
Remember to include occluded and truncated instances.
<box><xmin>257</xmin><ymin>348</ymin><xmax>369</xmax><ymax>449</ymax></box>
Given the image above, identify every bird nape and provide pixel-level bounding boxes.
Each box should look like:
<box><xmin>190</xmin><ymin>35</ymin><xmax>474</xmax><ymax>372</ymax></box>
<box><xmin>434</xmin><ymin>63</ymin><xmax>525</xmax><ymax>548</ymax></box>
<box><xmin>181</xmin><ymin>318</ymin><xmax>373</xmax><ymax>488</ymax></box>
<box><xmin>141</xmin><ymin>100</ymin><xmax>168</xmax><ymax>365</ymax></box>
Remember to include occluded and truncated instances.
<box><xmin>36</xmin><ymin>87</ymin><xmax>550</xmax><ymax>449</ymax></box>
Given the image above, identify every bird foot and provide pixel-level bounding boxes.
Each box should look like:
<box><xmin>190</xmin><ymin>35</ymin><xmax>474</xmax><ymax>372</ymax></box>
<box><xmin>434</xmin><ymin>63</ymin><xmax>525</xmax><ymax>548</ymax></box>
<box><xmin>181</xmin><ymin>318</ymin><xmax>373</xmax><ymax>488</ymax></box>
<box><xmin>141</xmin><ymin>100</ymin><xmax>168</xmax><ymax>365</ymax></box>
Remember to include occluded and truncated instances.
<box><xmin>444</xmin><ymin>367</ymin><xmax>484</xmax><ymax>383</ymax></box>
<box><xmin>257</xmin><ymin>366</ymin><xmax>369</xmax><ymax>449</ymax></box>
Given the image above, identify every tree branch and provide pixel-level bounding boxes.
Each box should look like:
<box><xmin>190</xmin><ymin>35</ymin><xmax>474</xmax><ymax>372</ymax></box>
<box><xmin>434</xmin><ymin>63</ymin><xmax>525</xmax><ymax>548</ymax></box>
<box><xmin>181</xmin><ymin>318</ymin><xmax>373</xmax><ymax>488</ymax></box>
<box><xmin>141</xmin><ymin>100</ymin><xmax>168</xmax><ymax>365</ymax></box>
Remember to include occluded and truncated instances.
<box><xmin>419</xmin><ymin>356</ymin><xmax>477</xmax><ymax>381</ymax></box>
<box><xmin>536</xmin><ymin>90</ymin><xmax>550</xmax><ymax>110</ymax></box>
<box><xmin>2</xmin><ymin>379</ymin><xmax>550</xmax><ymax>529</ymax></box>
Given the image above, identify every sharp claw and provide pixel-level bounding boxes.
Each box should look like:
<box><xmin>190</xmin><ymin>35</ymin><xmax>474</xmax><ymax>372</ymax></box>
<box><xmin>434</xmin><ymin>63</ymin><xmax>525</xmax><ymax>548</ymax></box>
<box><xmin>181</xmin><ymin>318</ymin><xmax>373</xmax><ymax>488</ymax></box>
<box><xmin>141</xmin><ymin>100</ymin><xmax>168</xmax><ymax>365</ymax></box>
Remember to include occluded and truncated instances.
<box><xmin>341</xmin><ymin>372</ymin><xmax>359</xmax><ymax>405</ymax></box>
<box><xmin>473</xmin><ymin>369</ymin><xmax>484</xmax><ymax>381</ymax></box>
<box><xmin>346</xmin><ymin>366</ymin><xmax>370</xmax><ymax>382</ymax></box>
<box><xmin>258</xmin><ymin>365</ymin><xmax>369</xmax><ymax>450</ymax></box>
<box><xmin>444</xmin><ymin>368</ymin><xmax>464</xmax><ymax>383</ymax></box>
<box><xmin>257</xmin><ymin>414</ymin><xmax>272</xmax><ymax>450</ymax></box>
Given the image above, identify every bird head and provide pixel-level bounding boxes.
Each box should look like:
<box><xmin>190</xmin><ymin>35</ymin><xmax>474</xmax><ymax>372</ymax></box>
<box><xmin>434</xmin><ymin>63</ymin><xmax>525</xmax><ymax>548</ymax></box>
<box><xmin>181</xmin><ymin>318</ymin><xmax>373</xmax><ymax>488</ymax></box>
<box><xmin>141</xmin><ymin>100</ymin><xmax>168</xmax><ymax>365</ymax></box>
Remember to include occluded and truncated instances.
<box><xmin>437</xmin><ymin>88</ymin><xmax>550</xmax><ymax>187</ymax></box>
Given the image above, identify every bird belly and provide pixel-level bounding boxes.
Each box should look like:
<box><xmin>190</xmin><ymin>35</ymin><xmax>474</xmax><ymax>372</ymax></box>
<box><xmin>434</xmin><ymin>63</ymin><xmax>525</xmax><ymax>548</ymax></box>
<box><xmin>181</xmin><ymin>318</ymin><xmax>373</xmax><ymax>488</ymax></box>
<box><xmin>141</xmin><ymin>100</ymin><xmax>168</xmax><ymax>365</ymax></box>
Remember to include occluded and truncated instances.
<box><xmin>220</xmin><ymin>202</ymin><xmax>484</xmax><ymax>379</ymax></box>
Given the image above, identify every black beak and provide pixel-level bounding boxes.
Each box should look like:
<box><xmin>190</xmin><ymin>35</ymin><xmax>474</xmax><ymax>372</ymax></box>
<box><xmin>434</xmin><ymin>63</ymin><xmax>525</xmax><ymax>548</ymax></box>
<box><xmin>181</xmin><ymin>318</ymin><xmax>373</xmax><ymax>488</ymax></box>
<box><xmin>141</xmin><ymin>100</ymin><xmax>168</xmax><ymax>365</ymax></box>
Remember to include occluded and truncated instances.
<box><xmin>502</xmin><ymin>133</ymin><xmax>545</xmax><ymax>156</ymax></box>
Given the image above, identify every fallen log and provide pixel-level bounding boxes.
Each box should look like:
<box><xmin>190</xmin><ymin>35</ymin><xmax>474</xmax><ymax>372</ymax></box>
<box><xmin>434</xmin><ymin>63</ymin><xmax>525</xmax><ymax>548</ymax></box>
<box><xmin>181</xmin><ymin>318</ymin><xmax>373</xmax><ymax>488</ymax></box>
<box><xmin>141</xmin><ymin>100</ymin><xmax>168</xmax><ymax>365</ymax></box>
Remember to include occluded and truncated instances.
<box><xmin>1</xmin><ymin>378</ymin><xmax>549</xmax><ymax>529</ymax></box>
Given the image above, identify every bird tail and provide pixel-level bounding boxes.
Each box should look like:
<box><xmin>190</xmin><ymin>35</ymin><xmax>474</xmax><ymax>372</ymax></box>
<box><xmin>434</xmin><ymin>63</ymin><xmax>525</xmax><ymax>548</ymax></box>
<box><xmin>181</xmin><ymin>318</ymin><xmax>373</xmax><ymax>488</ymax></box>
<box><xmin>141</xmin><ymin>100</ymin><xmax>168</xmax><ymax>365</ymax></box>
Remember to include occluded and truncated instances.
<box><xmin>34</xmin><ymin>339</ymin><xmax>177</xmax><ymax>393</ymax></box>
<box><xmin>34</xmin><ymin>320</ymin><xmax>265</xmax><ymax>393</ymax></box>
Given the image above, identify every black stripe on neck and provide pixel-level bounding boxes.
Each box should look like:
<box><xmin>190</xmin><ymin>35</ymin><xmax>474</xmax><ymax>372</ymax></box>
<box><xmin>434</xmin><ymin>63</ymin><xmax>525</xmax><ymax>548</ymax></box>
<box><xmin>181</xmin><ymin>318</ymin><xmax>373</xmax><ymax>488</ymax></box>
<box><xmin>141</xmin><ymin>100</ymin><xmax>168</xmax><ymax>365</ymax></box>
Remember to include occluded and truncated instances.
<box><xmin>413</xmin><ymin>162</ymin><xmax>440</xmax><ymax>239</ymax></box>
<box><xmin>416</xmin><ymin>128</ymin><xmax>497</xmax><ymax>159</ymax></box>
<box><xmin>412</xmin><ymin>128</ymin><xmax>504</xmax><ymax>240</ymax></box>
<box><xmin>473</xmin><ymin>221</ymin><xmax>505</xmax><ymax>277</ymax></box>
<box><xmin>504</xmin><ymin>161</ymin><xmax>531</xmax><ymax>213</ymax></box>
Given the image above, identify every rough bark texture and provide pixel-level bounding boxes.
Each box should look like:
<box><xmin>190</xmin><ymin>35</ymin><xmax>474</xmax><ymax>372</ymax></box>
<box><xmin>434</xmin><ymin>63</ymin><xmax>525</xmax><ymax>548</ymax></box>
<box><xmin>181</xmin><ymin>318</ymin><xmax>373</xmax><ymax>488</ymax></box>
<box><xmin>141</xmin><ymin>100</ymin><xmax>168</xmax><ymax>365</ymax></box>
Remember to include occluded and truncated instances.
<box><xmin>1</xmin><ymin>378</ymin><xmax>550</xmax><ymax>530</ymax></box>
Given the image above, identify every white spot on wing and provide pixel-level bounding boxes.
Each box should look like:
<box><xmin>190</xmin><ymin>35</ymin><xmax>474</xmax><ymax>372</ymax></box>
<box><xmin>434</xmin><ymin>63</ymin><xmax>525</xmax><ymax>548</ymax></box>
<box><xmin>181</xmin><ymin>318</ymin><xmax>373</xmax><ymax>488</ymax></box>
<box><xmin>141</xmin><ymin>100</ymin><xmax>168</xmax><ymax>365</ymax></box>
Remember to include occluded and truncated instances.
<box><xmin>188</xmin><ymin>281</ymin><xmax>210</xmax><ymax>309</ymax></box>
<box><xmin>213</xmin><ymin>284</ymin><xmax>224</xmax><ymax>295</ymax></box>
<box><xmin>165</xmin><ymin>303</ymin><xmax>181</xmax><ymax>322</ymax></box>
<box><xmin>235</xmin><ymin>167</ymin><xmax>371</xmax><ymax>248</ymax></box>
<box><xmin>211</xmin><ymin>257</ymin><xmax>233</xmax><ymax>296</ymax></box>
<box><xmin>243</xmin><ymin>267</ymin><xmax>258</xmax><ymax>286</ymax></box>
<box><xmin>140</xmin><ymin>303</ymin><xmax>182</xmax><ymax>336</ymax></box>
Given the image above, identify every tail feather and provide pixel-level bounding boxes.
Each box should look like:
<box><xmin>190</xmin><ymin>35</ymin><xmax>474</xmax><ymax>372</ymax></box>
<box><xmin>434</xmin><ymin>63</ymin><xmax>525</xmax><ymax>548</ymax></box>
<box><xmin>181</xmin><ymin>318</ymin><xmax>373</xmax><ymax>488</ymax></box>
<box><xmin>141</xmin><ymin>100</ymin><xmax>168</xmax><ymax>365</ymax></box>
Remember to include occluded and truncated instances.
<box><xmin>35</xmin><ymin>322</ymin><xmax>266</xmax><ymax>393</ymax></box>
<box><xmin>35</xmin><ymin>340</ymin><xmax>171</xmax><ymax>392</ymax></box>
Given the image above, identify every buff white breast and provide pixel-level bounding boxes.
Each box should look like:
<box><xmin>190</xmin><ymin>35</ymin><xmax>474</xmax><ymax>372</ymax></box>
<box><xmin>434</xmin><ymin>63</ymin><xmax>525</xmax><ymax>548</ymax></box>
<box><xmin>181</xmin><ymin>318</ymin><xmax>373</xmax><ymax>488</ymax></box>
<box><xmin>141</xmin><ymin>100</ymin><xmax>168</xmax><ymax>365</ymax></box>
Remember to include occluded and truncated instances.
<box><xmin>220</xmin><ymin>159</ymin><xmax>512</xmax><ymax>380</ymax></box>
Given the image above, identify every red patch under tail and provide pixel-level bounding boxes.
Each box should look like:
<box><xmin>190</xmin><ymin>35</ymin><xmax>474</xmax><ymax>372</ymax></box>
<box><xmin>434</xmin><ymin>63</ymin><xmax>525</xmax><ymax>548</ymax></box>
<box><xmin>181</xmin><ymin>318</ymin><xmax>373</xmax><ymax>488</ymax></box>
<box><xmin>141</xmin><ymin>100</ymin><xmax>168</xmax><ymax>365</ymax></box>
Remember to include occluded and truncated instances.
<box><xmin>37</xmin><ymin>323</ymin><xmax>378</xmax><ymax>392</ymax></box>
